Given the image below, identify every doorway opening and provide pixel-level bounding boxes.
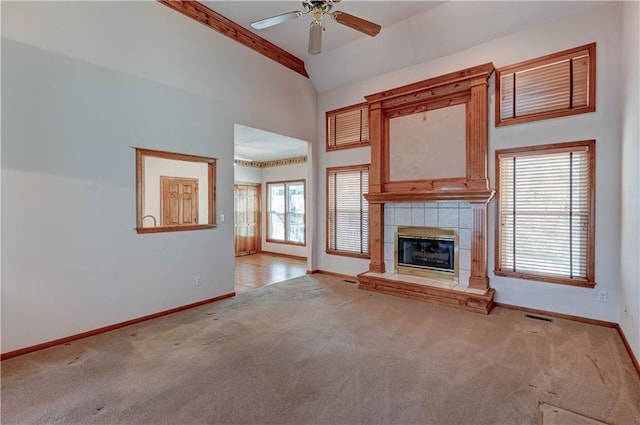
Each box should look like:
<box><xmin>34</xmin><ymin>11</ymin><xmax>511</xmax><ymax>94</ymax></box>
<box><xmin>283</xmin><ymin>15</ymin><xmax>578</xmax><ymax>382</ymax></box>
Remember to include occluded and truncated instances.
<box><xmin>233</xmin><ymin>124</ymin><xmax>311</xmax><ymax>293</ymax></box>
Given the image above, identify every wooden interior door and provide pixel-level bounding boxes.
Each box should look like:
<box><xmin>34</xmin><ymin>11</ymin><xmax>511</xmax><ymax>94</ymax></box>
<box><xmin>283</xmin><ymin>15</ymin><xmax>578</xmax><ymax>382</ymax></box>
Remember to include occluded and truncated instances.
<box><xmin>161</xmin><ymin>176</ymin><xmax>198</xmax><ymax>226</ymax></box>
<box><xmin>234</xmin><ymin>183</ymin><xmax>261</xmax><ymax>256</ymax></box>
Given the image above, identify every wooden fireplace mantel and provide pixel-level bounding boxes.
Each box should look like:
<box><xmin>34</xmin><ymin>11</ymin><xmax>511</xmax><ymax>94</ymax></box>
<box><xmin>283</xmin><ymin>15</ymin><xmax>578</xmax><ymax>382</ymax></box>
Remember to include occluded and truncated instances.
<box><xmin>358</xmin><ymin>63</ymin><xmax>496</xmax><ymax>314</ymax></box>
<box><xmin>365</xmin><ymin>188</ymin><xmax>495</xmax><ymax>204</ymax></box>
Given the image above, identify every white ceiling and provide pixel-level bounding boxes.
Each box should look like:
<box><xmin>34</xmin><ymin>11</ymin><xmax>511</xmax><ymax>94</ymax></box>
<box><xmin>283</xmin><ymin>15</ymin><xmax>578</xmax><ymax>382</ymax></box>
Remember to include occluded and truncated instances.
<box><xmin>234</xmin><ymin>124</ymin><xmax>308</xmax><ymax>162</ymax></box>
<box><xmin>213</xmin><ymin>1</ymin><xmax>604</xmax><ymax>161</ymax></box>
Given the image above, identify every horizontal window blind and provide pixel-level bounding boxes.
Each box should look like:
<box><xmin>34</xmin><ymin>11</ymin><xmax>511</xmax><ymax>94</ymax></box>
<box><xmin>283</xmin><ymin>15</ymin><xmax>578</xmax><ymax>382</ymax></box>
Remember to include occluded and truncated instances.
<box><xmin>497</xmin><ymin>143</ymin><xmax>593</xmax><ymax>283</ymax></box>
<box><xmin>327</xmin><ymin>104</ymin><xmax>369</xmax><ymax>150</ymax></box>
<box><xmin>497</xmin><ymin>43</ymin><xmax>595</xmax><ymax>126</ymax></box>
<box><xmin>327</xmin><ymin>166</ymin><xmax>369</xmax><ymax>255</ymax></box>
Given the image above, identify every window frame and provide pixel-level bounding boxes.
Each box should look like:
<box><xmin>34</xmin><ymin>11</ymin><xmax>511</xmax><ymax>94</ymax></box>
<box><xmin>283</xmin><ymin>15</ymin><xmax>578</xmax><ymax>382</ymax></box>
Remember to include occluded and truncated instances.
<box><xmin>135</xmin><ymin>148</ymin><xmax>216</xmax><ymax>234</ymax></box>
<box><xmin>326</xmin><ymin>102</ymin><xmax>370</xmax><ymax>152</ymax></box>
<box><xmin>266</xmin><ymin>179</ymin><xmax>306</xmax><ymax>246</ymax></box>
<box><xmin>494</xmin><ymin>140</ymin><xmax>596</xmax><ymax>288</ymax></box>
<box><xmin>495</xmin><ymin>43</ymin><xmax>596</xmax><ymax>127</ymax></box>
<box><xmin>326</xmin><ymin>164</ymin><xmax>370</xmax><ymax>259</ymax></box>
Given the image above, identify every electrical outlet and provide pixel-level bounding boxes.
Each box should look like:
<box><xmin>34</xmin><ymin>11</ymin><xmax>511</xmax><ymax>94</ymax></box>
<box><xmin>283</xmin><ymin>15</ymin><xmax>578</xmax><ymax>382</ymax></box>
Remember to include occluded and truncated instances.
<box><xmin>195</xmin><ymin>276</ymin><xmax>202</xmax><ymax>286</ymax></box>
<box><xmin>597</xmin><ymin>291</ymin><xmax>607</xmax><ymax>302</ymax></box>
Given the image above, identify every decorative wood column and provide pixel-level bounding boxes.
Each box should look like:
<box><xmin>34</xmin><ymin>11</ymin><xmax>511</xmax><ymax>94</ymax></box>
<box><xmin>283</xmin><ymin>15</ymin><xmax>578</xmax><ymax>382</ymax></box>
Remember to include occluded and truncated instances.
<box><xmin>467</xmin><ymin>80</ymin><xmax>490</xmax><ymax>188</ymax></box>
<box><xmin>368</xmin><ymin>100</ymin><xmax>385</xmax><ymax>273</ymax></box>
<box><xmin>469</xmin><ymin>202</ymin><xmax>490</xmax><ymax>290</ymax></box>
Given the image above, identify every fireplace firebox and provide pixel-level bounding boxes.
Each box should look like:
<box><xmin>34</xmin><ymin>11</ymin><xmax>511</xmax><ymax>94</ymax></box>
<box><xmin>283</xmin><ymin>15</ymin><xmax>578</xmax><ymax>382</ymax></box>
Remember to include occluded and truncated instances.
<box><xmin>395</xmin><ymin>226</ymin><xmax>458</xmax><ymax>282</ymax></box>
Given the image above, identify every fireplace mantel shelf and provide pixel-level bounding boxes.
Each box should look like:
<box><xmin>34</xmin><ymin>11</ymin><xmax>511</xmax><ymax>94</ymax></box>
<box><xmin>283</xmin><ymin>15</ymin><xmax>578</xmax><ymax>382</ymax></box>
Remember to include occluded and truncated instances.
<box><xmin>365</xmin><ymin>189</ymin><xmax>495</xmax><ymax>204</ymax></box>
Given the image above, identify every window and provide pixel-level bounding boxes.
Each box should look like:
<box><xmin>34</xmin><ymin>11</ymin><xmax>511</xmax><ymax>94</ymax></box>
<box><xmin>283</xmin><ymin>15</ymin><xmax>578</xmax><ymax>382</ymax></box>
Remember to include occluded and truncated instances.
<box><xmin>495</xmin><ymin>140</ymin><xmax>595</xmax><ymax>287</ymax></box>
<box><xmin>267</xmin><ymin>180</ymin><xmax>305</xmax><ymax>245</ymax></box>
<box><xmin>327</xmin><ymin>165</ymin><xmax>369</xmax><ymax>257</ymax></box>
<box><xmin>326</xmin><ymin>103</ymin><xmax>369</xmax><ymax>151</ymax></box>
<box><xmin>135</xmin><ymin>148</ymin><xmax>216</xmax><ymax>234</ymax></box>
<box><xmin>496</xmin><ymin>43</ymin><xmax>596</xmax><ymax>126</ymax></box>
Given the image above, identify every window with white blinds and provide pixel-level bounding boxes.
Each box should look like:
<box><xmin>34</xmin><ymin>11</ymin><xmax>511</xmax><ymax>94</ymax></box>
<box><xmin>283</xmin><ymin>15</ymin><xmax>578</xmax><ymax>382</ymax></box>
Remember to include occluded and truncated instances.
<box><xmin>496</xmin><ymin>43</ymin><xmax>595</xmax><ymax>126</ymax></box>
<box><xmin>266</xmin><ymin>180</ymin><xmax>305</xmax><ymax>245</ymax></box>
<box><xmin>326</xmin><ymin>103</ymin><xmax>369</xmax><ymax>151</ymax></box>
<box><xmin>327</xmin><ymin>165</ymin><xmax>369</xmax><ymax>257</ymax></box>
<box><xmin>495</xmin><ymin>141</ymin><xmax>595</xmax><ymax>287</ymax></box>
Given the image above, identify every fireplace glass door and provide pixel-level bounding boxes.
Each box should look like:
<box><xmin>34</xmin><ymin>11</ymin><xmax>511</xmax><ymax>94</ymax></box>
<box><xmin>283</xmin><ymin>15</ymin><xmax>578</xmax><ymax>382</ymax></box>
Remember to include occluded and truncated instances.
<box><xmin>395</xmin><ymin>227</ymin><xmax>458</xmax><ymax>281</ymax></box>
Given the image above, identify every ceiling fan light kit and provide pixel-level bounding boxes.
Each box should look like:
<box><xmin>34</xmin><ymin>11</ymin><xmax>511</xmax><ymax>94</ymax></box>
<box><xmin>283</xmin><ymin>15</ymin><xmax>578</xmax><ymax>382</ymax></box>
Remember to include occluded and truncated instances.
<box><xmin>250</xmin><ymin>0</ymin><xmax>381</xmax><ymax>55</ymax></box>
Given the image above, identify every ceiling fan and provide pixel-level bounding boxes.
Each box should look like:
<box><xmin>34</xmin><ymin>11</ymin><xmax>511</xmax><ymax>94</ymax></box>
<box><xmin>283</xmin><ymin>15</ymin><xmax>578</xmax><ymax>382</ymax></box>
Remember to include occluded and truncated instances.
<box><xmin>250</xmin><ymin>0</ymin><xmax>381</xmax><ymax>55</ymax></box>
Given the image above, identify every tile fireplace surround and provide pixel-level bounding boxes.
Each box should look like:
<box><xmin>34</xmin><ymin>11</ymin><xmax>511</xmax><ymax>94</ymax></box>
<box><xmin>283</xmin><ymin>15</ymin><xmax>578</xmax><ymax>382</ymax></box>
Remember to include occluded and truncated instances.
<box><xmin>385</xmin><ymin>202</ymin><xmax>471</xmax><ymax>284</ymax></box>
<box><xmin>356</xmin><ymin>63</ymin><xmax>496</xmax><ymax>314</ymax></box>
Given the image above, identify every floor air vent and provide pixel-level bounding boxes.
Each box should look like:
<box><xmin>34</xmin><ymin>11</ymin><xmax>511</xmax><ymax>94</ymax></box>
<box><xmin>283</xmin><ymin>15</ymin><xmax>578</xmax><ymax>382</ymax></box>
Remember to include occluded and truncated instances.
<box><xmin>525</xmin><ymin>314</ymin><xmax>554</xmax><ymax>322</ymax></box>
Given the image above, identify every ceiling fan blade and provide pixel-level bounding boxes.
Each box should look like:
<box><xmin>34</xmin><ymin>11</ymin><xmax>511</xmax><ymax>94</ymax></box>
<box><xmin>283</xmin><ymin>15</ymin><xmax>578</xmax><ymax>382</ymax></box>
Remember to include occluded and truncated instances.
<box><xmin>332</xmin><ymin>11</ymin><xmax>381</xmax><ymax>37</ymax></box>
<box><xmin>250</xmin><ymin>11</ymin><xmax>301</xmax><ymax>30</ymax></box>
<box><xmin>308</xmin><ymin>21</ymin><xmax>323</xmax><ymax>55</ymax></box>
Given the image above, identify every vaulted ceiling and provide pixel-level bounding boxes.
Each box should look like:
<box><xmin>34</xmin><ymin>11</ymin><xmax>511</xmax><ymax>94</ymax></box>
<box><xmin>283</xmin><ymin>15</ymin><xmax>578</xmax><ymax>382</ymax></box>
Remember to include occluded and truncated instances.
<box><xmin>202</xmin><ymin>1</ymin><xmax>604</xmax><ymax>93</ymax></box>
<box><xmin>162</xmin><ymin>1</ymin><xmax>606</xmax><ymax>161</ymax></box>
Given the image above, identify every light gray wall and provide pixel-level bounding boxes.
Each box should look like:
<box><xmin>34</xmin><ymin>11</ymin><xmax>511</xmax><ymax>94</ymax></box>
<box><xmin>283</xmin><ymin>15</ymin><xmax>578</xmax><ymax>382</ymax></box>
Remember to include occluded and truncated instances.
<box><xmin>619</xmin><ymin>0</ymin><xmax>640</xmax><ymax>361</ymax></box>
<box><xmin>1</xmin><ymin>1</ymin><xmax>316</xmax><ymax>353</ymax></box>
<box><xmin>234</xmin><ymin>165</ymin><xmax>262</xmax><ymax>184</ymax></box>
<box><xmin>316</xmin><ymin>2</ymin><xmax>630</xmax><ymax>323</ymax></box>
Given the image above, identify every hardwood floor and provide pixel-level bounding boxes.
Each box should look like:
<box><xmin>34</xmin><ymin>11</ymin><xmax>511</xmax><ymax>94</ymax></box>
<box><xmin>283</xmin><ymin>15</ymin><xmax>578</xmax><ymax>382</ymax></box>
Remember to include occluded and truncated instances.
<box><xmin>235</xmin><ymin>252</ymin><xmax>307</xmax><ymax>293</ymax></box>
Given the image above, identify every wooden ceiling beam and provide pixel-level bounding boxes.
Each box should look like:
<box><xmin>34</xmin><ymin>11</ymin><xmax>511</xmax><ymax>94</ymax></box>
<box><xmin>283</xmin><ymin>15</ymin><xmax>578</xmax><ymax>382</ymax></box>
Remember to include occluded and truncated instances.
<box><xmin>158</xmin><ymin>1</ymin><xmax>309</xmax><ymax>78</ymax></box>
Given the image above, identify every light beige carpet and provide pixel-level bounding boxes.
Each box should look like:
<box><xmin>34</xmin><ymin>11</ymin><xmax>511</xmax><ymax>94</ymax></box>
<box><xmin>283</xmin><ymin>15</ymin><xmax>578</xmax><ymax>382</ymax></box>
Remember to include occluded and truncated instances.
<box><xmin>2</xmin><ymin>275</ymin><xmax>640</xmax><ymax>424</ymax></box>
<box><xmin>540</xmin><ymin>402</ymin><xmax>608</xmax><ymax>425</ymax></box>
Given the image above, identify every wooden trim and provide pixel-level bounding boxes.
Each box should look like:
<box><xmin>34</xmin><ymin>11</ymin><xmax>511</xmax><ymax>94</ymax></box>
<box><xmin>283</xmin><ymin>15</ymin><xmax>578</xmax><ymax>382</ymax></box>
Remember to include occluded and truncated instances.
<box><xmin>495</xmin><ymin>43</ymin><xmax>596</xmax><ymax>127</ymax></box>
<box><xmin>365</xmin><ymin>63</ymin><xmax>494</xmax><ymax>103</ymax></box>
<box><xmin>365</xmin><ymin>189</ymin><xmax>494</xmax><ymax>204</ymax></box>
<box><xmin>494</xmin><ymin>270</ymin><xmax>596</xmax><ymax>288</ymax></box>
<box><xmin>467</xmin><ymin>85</ymin><xmax>488</xmax><ymax>180</ymax></box>
<box><xmin>494</xmin><ymin>140</ymin><xmax>596</xmax><ymax>286</ymax></box>
<box><xmin>326</xmin><ymin>102</ymin><xmax>369</xmax><ymax>117</ymax></box>
<box><xmin>260</xmin><ymin>251</ymin><xmax>307</xmax><ymax>262</ymax></box>
<box><xmin>358</xmin><ymin>272</ymin><xmax>495</xmax><ymax>314</ymax></box>
<box><xmin>266</xmin><ymin>179</ymin><xmax>306</xmax><ymax>245</ymax></box>
<box><xmin>326</xmin><ymin>249</ymin><xmax>370</xmax><ymax>260</ymax></box>
<box><xmin>265</xmin><ymin>240</ymin><xmax>306</xmax><ymax>247</ymax></box>
<box><xmin>616</xmin><ymin>325</ymin><xmax>640</xmax><ymax>378</ymax></box>
<box><xmin>495</xmin><ymin>139</ymin><xmax>594</xmax><ymax>156</ymax></box>
<box><xmin>136</xmin><ymin>149</ymin><xmax>144</xmax><ymax>229</ymax></box>
<box><xmin>135</xmin><ymin>147</ymin><xmax>217</xmax><ymax>232</ymax></box>
<box><xmin>494</xmin><ymin>302</ymin><xmax>616</xmax><ymax>327</ymax></box>
<box><xmin>157</xmin><ymin>1</ymin><xmax>308</xmax><ymax>78</ymax></box>
<box><xmin>497</xmin><ymin>44</ymin><xmax>594</xmax><ymax>75</ymax></box>
<box><xmin>469</xmin><ymin>203</ymin><xmax>489</xmax><ymax>290</ymax></box>
<box><xmin>209</xmin><ymin>161</ymin><xmax>216</xmax><ymax>225</ymax></box>
<box><xmin>136</xmin><ymin>223</ymin><xmax>216</xmax><ymax>234</ymax></box>
<box><xmin>1</xmin><ymin>292</ymin><xmax>235</xmax><ymax>361</ymax></box>
<box><xmin>383</xmin><ymin>93</ymin><xmax>470</xmax><ymax>119</ymax></box>
<box><xmin>307</xmin><ymin>270</ymin><xmax>358</xmax><ymax>281</ymax></box>
<box><xmin>135</xmin><ymin>147</ymin><xmax>217</xmax><ymax>164</ymax></box>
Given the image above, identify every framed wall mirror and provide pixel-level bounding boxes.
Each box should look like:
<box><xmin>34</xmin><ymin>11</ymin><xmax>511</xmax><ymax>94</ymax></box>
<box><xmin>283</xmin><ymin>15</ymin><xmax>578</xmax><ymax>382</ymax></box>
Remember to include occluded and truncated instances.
<box><xmin>135</xmin><ymin>148</ymin><xmax>217</xmax><ymax>234</ymax></box>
